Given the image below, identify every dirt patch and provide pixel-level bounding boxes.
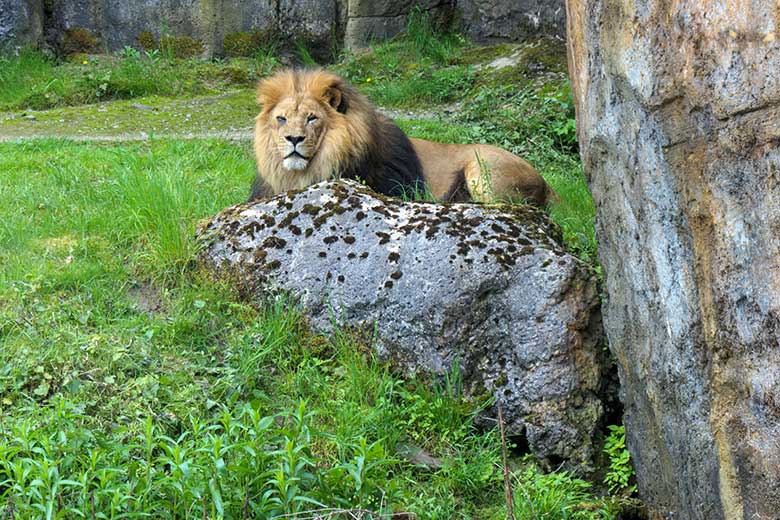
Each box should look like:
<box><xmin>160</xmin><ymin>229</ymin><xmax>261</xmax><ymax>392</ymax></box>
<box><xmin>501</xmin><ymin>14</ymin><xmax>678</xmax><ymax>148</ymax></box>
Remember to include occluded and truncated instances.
<box><xmin>128</xmin><ymin>282</ymin><xmax>165</xmax><ymax>315</ymax></box>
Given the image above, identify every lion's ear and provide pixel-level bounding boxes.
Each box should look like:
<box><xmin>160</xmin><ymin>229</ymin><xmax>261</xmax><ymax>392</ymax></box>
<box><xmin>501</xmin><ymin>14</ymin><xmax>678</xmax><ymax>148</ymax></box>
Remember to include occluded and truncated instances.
<box><xmin>325</xmin><ymin>86</ymin><xmax>348</xmax><ymax>114</ymax></box>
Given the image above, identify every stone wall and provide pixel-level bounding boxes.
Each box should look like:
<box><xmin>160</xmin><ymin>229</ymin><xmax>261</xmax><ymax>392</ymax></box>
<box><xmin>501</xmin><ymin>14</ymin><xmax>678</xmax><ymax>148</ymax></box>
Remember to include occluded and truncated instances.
<box><xmin>459</xmin><ymin>0</ymin><xmax>565</xmax><ymax>43</ymax></box>
<box><xmin>0</xmin><ymin>0</ymin><xmax>43</xmax><ymax>49</ymax></box>
<box><xmin>0</xmin><ymin>0</ymin><xmax>565</xmax><ymax>55</ymax></box>
<box><xmin>44</xmin><ymin>0</ymin><xmax>329</xmax><ymax>57</ymax></box>
<box><xmin>568</xmin><ymin>0</ymin><xmax>780</xmax><ymax>517</ymax></box>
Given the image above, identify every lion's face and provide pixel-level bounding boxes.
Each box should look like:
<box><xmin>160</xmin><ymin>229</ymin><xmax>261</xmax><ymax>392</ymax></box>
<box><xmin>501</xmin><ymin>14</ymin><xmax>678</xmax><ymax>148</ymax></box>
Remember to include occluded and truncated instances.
<box><xmin>254</xmin><ymin>69</ymin><xmax>373</xmax><ymax>194</ymax></box>
<box><xmin>269</xmin><ymin>96</ymin><xmax>329</xmax><ymax>171</ymax></box>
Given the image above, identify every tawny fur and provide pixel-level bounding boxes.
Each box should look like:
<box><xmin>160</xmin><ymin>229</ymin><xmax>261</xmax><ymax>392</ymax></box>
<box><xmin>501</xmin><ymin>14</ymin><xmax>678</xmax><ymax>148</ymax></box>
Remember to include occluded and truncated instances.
<box><xmin>251</xmin><ymin>68</ymin><xmax>555</xmax><ymax>206</ymax></box>
<box><xmin>254</xmin><ymin>69</ymin><xmax>376</xmax><ymax>193</ymax></box>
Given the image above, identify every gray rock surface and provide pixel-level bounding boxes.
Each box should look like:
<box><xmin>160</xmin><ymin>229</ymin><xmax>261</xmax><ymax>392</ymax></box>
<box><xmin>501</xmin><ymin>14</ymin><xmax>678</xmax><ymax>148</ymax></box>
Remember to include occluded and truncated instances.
<box><xmin>0</xmin><ymin>0</ymin><xmax>43</xmax><ymax>50</ymax></box>
<box><xmin>196</xmin><ymin>180</ymin><xmax>606</xmax><ymax>469</ymax></box>
<box><xmin>459</xmin><ymin>0</ymin><xmax>565</xmax><ymax>42</ymax></box>
<box><xmin>568</xmin><ymin>0</ymin><xmax>780</xmax><ymax>517</ymax></box>
<box><xmin>43</xmin><ymin>0</ymin><xmax>328</xmax><ymax>56</ymax></box>
<box><xmin>344</xmin><ymin>0</ymin><xmax>452</xmax><ymax>49</ymax></box>
<box><xmin>2</xmin><ymin>0</ymin><xmax>566</xmax><ymax>54</ymax></box>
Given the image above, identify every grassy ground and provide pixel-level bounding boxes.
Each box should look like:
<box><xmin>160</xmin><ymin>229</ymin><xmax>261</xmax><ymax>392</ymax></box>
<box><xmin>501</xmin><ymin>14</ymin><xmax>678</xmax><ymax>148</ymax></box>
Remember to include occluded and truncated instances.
<box><xmin>0</xmin><ymin>47</ymin><xmax>270</xmax><ymax>112</ymax></box>
<box><xmin>0</xmin><ymin>14</ymin><xmax>632</xmax><ymax>519</ymax></box>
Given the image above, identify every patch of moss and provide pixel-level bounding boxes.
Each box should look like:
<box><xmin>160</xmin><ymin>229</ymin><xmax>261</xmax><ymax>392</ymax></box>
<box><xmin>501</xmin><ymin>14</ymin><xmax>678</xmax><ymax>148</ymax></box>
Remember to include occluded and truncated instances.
<box><xmin>0</xmin><ymin>90</ymin><xmax>258</xmax><ymax>140</ymax></box>
<box><xmin>218</xmin><ymin>66</ymin><xmax>251</xmax><ymax>86</ymax></box>
<box><xmin>137</xmin><ymin>31</ymin><xmax>158</xmax><ymax>51</ymax></box>
<box><xmin>457</xmin><ymin>43</ymin><xmax>517</xmax><ymax>66</ymax></box>
<box><xmin>473</xmin><ymin>38</ymin><xmax>568</xmax><ymax>89</ymax></box>
<box><xmin>223</xmin><ymin>30</ymin><xmax>272</xmax><ymax>57</ymax></box>
<box><xmin>62</xmin><ymin>28</ymin><xmax>98</xmax><ymax>55</ymax></box>
<box><xmin>160</xmin><ymin>35</ymin><xmax>204</xmax><ymax>59</ymax></box>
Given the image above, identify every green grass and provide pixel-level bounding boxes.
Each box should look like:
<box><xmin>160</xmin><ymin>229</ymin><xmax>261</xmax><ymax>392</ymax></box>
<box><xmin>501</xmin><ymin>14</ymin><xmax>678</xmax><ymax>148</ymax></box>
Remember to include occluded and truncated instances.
<box><xmin>0</xmin><ymin>16</ymin><xmax>615</xmax><ymax>516</ymax></box>
<box><xmin>0</xmin><ymin>48</ymin><xmax>265</xmax><ymax>112</ymax></box>
<box><xmin>0</xmin><ymin>139</ymin><xmax>622</xmax><ymax>518</ymax></box>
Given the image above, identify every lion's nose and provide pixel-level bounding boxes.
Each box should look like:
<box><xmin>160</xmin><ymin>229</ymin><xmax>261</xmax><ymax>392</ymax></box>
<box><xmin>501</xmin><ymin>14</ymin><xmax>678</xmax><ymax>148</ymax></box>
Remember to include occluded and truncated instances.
<box><xmin>285</xmin><ymin>135</ymin><xmax>305</xmax><ymax>146</ymax></box>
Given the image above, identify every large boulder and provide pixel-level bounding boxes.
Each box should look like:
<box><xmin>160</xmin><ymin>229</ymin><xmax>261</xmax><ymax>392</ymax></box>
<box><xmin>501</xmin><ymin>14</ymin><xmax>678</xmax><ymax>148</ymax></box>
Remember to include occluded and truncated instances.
<box><xmin>197</xmin><ymin>180</ymin><xmax>606</xmax><ymax>469</ymax></box>
<box><xmin>0</xmin><ymin>0</ymin><xmax>43</xmax><ymax>50</ymax></box>
<box><xmin>568</xmin><ymin>0</ymin><xmax>780</xmax><ymax>517</ymax></box>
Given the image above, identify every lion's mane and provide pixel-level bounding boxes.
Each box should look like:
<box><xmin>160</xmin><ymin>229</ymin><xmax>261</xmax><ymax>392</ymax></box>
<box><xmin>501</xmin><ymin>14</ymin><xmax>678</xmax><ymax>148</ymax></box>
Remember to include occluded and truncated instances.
<box><xmin>251</xmin><ymin>69</ymin><xmax>425</xmax><ymax>200</ymax></box>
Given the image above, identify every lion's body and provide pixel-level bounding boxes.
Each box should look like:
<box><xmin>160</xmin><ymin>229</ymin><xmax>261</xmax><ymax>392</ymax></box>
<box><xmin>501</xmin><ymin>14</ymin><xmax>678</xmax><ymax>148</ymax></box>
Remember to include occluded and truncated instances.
<box><xmin>251</xmin><ymin>69</ymin><xmax>554</xmax><ymax>206</ymax></box>
<box><xmin>410</xmin><ymin>138</ymin><xmax>551</xmax><ymax>205</ymax></box>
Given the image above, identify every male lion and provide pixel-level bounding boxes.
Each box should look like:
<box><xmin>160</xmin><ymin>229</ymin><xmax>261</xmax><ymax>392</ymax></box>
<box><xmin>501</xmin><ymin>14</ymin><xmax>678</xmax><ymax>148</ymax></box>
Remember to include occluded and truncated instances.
<box><xmin>251</xmin><ymin>69</ymin><xmax>555</xmax><ymax>205</ymax></box>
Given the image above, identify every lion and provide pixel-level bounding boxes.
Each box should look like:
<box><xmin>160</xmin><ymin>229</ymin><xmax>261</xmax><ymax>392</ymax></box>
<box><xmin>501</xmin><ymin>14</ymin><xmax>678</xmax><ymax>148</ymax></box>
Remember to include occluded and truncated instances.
<box><xmin>250</xmin><ymin>68</ymin><xmax>555</xmax><ymax>206</ymax></box>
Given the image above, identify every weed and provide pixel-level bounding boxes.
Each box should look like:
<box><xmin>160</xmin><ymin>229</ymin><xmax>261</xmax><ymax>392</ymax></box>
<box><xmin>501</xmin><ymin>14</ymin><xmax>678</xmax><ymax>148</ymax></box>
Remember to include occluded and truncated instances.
<box><xmin>405</xmin><ymin>6</ymin><xmax>462</xmax><ymax>64</ymax></box>
<box><xmin>508</xmin><ymin>462</ymin><xmax>616</xmax><ymax>520</ymax></box>
<box><xmin>121</xmin><ymin>45</ymin><xmax>141</xmax><ymax>60</ymax></box>
<box><xmin>603</xmin><ymin>425</ymin><xmax>637</xmax><ymax>495</ymax></box>
<box><xmin>296</xmin><ymin>42</ymin><xmax>318</xmax><ymax>67</ymax></box>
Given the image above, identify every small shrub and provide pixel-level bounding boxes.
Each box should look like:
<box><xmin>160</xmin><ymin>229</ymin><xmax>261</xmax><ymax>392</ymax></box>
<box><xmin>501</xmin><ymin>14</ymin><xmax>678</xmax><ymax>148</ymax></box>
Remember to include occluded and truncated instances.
<box><xmin>219</xmin><ymin>65</ymin><xmax>251</xmax><ymax>85</ymax></box>
<box><xmin>603</xmin><ymin>425</ymin><xmax>637</xmax><ymax>495</ymax></box>
<box><xmin>223</xmin><ymin>30</ymin><xmax>260</xmax><ymax>57</ymax></box>
<box><xmin>61</xmin><ymin>27</ymin><xmax>98</xmax><ymax>55</ymax></box>
<box><xmin>137</xmin><ymin>30</ymin><xmax>158</xmax><ymax>51</ymax></box>
<box><xmin>160</xmin><ymin>35</ymin><xmax>204</xmax><ymax>59</ymax></box>
<box><xmin>296</xmin><ymin>41</ymin><xmax>318</xmax><ymax>67</ymax></box>
<box><xmin>405</xmin><ymin>6</ymin><xmax>461</xmax><ymax>63</ymax></box>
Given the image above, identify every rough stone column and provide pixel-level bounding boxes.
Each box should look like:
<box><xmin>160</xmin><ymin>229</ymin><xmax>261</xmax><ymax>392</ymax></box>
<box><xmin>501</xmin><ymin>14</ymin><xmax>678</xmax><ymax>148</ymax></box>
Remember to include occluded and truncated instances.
<box><xmin>567</xmin><ymin>1</ymin><xmax>780</xmax><ymax>518</ymax></box>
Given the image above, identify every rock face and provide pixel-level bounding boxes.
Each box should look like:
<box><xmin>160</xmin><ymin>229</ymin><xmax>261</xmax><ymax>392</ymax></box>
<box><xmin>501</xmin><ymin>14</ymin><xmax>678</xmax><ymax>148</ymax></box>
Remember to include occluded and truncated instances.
<box><xmin>567</xmin><ymin>0</ymin><xmax>780</xmax><ymax>517</ymax></box>
<box><xmin>197</xmin><ymin>180</ymin><xmax>606</xmax><ymax>469</ymax></box>
<box><xmin>459</xmin><ymin>0</ymin><xmax>565</xmax><ymax>42</ymax></box>
<box><xmin>0</xmin><ymin>0</ymin><xmax>43</xmax><ymax>50</ymax></box>
<box><xmin>344</xmin><ymin>0</ymin><xmax>453</xmax><ymax>49</ymax></box>
<box><xmin>0</xmin><ymin>0</ymin><xmax>566</xmax><ymax>55</ymax></box>
<box><xmin>45</xmin><ymin>0</ymin><xmax>325</xmax><ymax>57</ymax></box>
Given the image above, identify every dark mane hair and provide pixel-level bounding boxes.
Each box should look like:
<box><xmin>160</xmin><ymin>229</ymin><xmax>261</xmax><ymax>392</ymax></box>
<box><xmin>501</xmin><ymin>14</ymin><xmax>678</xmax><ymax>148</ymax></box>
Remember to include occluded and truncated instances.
<box><xmin>339</xmin><ymin>116</ymin><xmax>425</xmax><ymax>198</ymax></box>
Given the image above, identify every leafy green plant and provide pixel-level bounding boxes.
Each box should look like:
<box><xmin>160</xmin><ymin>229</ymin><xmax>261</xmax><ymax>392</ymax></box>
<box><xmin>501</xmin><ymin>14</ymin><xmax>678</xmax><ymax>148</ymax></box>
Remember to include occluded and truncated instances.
<box><xmin>603</xmin><ymin>425</ymin><xmax>637</xmax><ymax>495</ymax></box>
<box><xmin>121</xmin><ymin>45</ymin><xmax>141</xmax><ymax>60</ymax></box>
<box><xmin>510</xmin><ymin>463</ymin><xmax>616</xmax><ymax>520</ymax></box>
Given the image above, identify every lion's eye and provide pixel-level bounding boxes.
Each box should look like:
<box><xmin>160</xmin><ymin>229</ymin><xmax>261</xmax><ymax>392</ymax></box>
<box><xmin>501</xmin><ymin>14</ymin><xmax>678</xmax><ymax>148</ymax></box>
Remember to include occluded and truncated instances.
<box><xmin>306</xmin><ymin>115</ymin><xmax>318</xmax><ymax>124</ymax></box>
<box><xmin>276</xmin><ymin>116</ymin><xmax>287</xmax><ymax>125</ymax></box>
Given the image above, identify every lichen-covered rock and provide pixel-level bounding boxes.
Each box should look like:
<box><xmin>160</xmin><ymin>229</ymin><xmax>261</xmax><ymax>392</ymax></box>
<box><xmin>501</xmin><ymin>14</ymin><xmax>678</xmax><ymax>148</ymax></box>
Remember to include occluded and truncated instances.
<box><xmin>568</xmin><ymin>0</ymin><xmax>780</xmax><ymax>517</ymax></box>
<box><xmin>0</xmin><ymin>0</ymin><xmax>43</xmax><ymax>50</ymax></box>
<box><xmin>197</xmin><ymin>180</ymin><xmax>606</xmax><ymax>469</ymax></box>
